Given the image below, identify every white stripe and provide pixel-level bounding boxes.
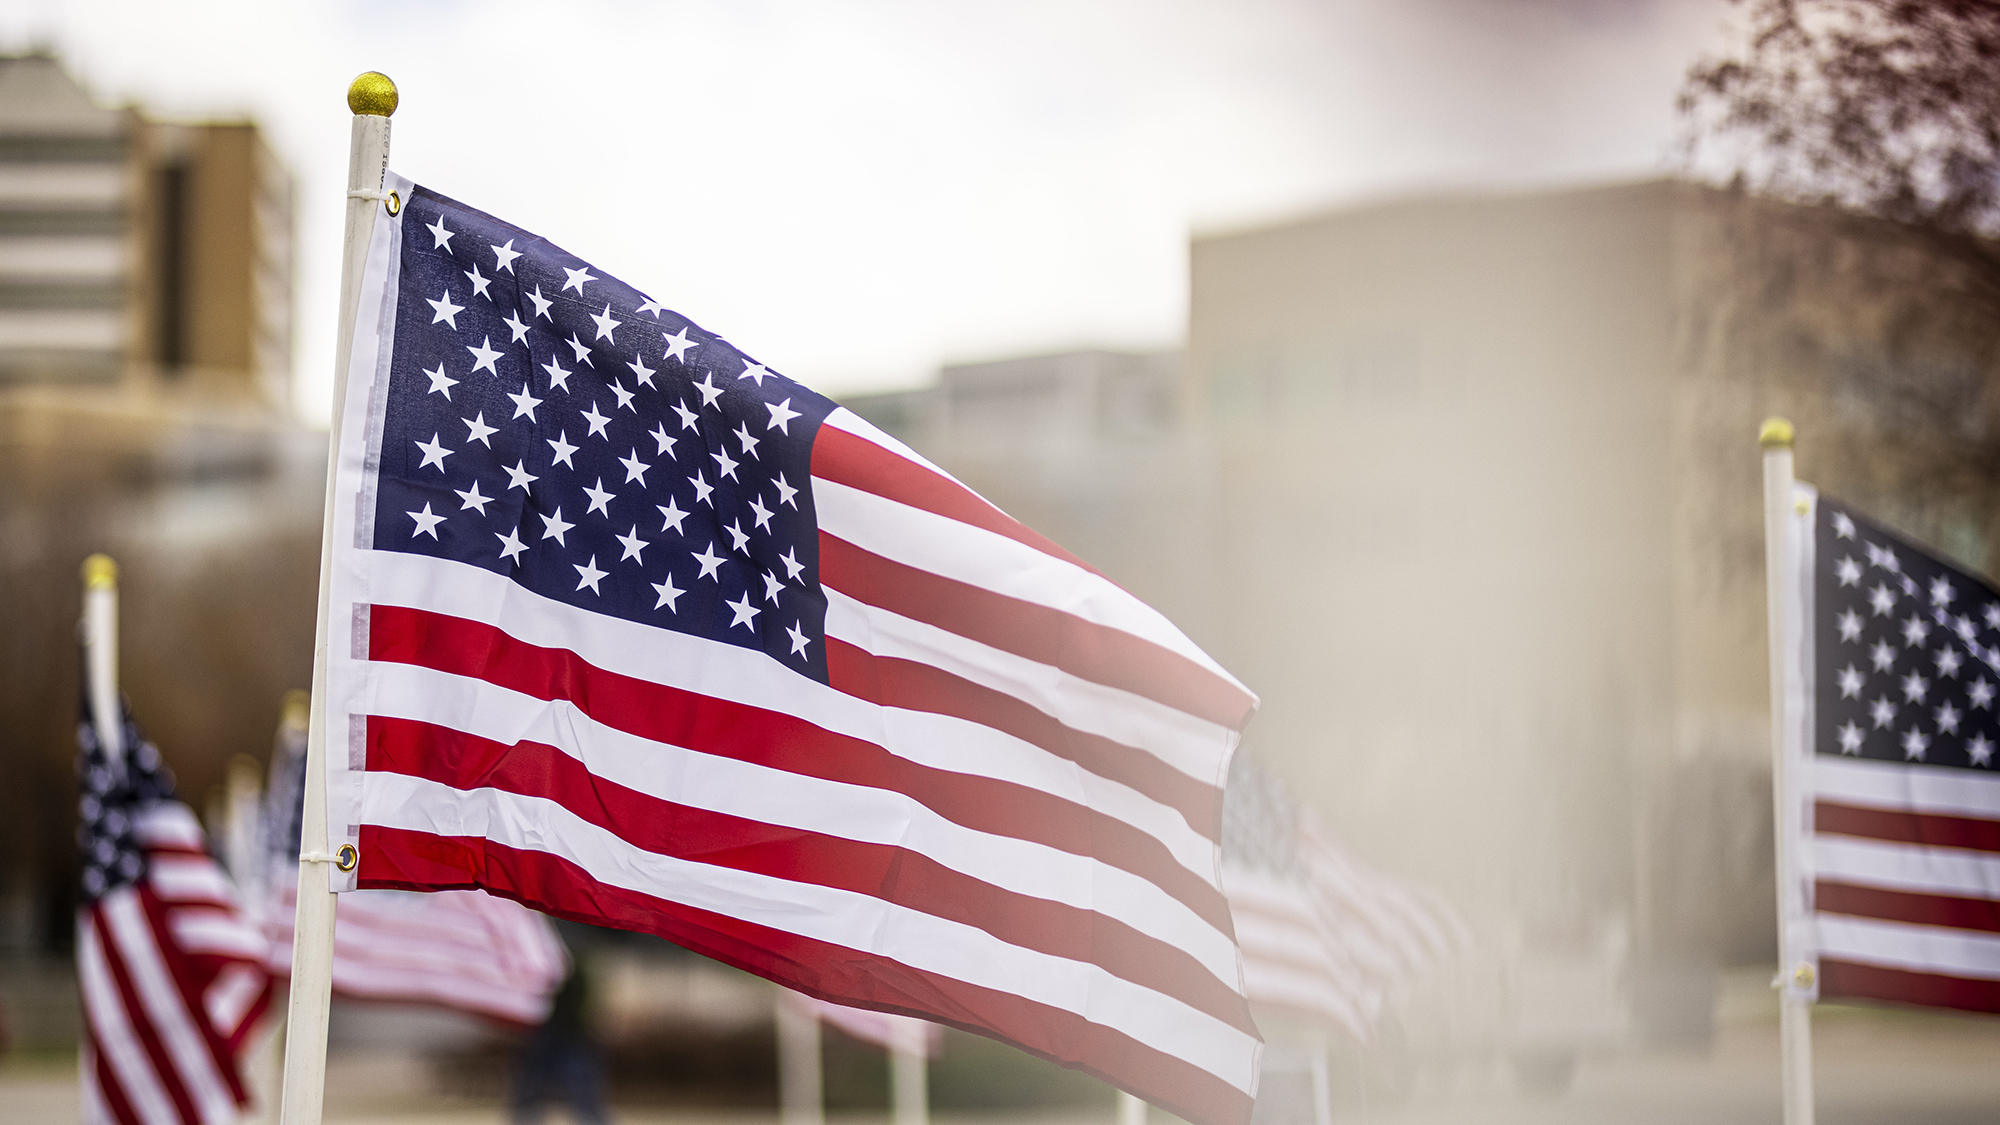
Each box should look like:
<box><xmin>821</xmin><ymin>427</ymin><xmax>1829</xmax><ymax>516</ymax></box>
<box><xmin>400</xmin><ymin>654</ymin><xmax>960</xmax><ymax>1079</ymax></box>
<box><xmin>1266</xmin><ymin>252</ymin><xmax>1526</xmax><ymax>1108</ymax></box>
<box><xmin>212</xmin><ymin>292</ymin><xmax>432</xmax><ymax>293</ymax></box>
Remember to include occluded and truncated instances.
<box><xmin>1239</xmin><ymin>961</ymin><xmax>1374</xmax><ymax>1037</ymax></box>
<box><xmin>1818</xmin><ymin>913</ymin><xmax>2000</xmax><ymax>980</ymax></box>
<box><xmin>361</xmin><ymin>771</ymin><xmax>1259</xmax><ymax>1092</ymax></box>
<box><xmin>80</xmin><ymin>1042</ymin><xmax>114</xmax><ymax>1125</ymax></box>
<box><xmin>367</xmin><ymin>550</ymin><xmax>1222</xmax><ymax>863</ymax></box>
<box><xmin>1815</xmin><ymin>835</ymin><xmax>2000</xmax><ymax>900</ymax></box>
<box><xmin>824</xmin><ymin>587</ymin><xmax>1228</xmax><ymax>785</ymax></box>
<box><xmin>149</xmin><ymin>857</ymin><xmax>234</xmax><ymax>905</ymax></box>
<box><xmin>102</xmin><ymin>890</ymin><xmax>238</xmax><ymax>1125</ymax></box>
<box><xmin>203</xmin><ymin>964</ymin><xmax>264</xmax><ymax>1039</ymax></box>
<box><xmin>363</xmin><ymin>661</ymin><xmax>1240</xmax><ymax>987</ymax></box>
<box><xmin>134</xmin><ymin>804</ymin><xmax>207</xmax><ymax>851</ymax></box>
<box><xmin>814</xmin><ymin>476</ymin><xmax>1245</xmax><ymax>694</ymax></box>
<box><xmin>169</xmin><ymin>907</ymin><xmax>270</xmax><ymax>961</ymax></box>
<box><xmin>1815</xmin><ymin>755</ymin><xmax>2000</xmax><ymax>819</ymax></box>
<box><xmin>78</xmin><ymin>908</ymin><xmax>179</xmax><ymax>1125</ymax></box>
<box><xmin>823</xmin><ymin>407</ymin><xmax>977</xmax><ymax>495</ymax></box>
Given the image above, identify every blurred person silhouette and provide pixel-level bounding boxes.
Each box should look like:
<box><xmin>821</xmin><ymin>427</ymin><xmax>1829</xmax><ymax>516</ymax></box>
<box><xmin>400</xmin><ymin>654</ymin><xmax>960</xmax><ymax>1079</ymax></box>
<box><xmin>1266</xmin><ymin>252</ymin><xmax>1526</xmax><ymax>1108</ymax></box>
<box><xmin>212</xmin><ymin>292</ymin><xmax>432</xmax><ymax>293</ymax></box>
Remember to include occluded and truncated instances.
<box><xmin>510</xmin><ymin>920</ymin><xmax>611</xmax><ymax>1125</ymax></box>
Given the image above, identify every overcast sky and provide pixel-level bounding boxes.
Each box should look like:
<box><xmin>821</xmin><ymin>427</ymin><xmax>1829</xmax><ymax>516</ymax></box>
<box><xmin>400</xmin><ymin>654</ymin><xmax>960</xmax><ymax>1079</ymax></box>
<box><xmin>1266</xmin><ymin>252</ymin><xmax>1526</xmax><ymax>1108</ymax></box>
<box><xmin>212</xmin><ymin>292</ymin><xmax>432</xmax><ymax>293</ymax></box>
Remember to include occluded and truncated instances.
<box><xmin>0</xmin><ymin>0</ymin><xmax>1734</xmax><ymax>422</ymax></box>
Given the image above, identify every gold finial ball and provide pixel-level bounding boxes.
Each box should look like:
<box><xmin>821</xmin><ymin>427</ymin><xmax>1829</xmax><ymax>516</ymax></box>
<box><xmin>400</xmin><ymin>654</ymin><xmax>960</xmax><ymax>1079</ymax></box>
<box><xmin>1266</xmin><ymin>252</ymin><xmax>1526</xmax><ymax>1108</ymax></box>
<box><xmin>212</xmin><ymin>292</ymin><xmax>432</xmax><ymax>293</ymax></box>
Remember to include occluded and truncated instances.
<box><xmin>1759</xmin><ymin>416</ymin><xmax>1795</xmax><ymax>450</ymax></box>
<box><xmin>81</xmin><ymin>552</ymin><xmax>118</xmax><ymax>590</ymax></box>
<box><xmin>347</xmin><ymin>71</ymin><xmax>399</xmax><ymax>117</ymax></box>
<box><xmin>281</xmin><ymin>688</ymin><xmax>312</xmax><ymax>732</ymax></box>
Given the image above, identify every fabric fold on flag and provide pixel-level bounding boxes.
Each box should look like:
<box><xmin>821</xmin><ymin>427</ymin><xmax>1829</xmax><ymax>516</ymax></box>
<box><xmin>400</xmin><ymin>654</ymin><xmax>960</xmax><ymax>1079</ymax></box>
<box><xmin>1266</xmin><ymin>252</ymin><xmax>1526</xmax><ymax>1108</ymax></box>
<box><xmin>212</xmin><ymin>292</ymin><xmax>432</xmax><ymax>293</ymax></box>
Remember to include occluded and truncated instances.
<box><xmin>77</xmin><ymin>699</ymin><xmax>272</xmax><ymax>1125</ymax></box>
<box><xmin>313</xmin><ymin>175</ymin><xmax>1261</xmax><ymax>1125</ymax></box>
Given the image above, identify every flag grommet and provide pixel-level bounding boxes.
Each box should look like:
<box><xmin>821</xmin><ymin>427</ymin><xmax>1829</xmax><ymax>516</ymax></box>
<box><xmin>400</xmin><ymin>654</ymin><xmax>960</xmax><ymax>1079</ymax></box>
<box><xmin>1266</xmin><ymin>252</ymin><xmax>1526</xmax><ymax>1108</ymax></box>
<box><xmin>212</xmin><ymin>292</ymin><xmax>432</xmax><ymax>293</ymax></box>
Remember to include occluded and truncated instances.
<box><xmin>335</xmin><ymin>844</ymin><xmax>358</xmax><ymax>872</ymax></box>
<box><xmin>385</xmin><ymin>190</ymin><xmax>401</xmax><ymax>216</ymax></box>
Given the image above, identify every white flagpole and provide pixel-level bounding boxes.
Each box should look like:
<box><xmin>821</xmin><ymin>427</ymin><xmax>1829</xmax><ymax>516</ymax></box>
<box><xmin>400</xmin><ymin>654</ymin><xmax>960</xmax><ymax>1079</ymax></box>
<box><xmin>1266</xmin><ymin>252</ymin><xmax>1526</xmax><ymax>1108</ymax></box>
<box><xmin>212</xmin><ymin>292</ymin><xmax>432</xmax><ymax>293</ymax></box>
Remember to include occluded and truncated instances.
<box><xmin>1760</xmin><ymin>417</ymin><xmax>1814</xmax><ymax>1125</ymax></box>
<box><xmin>776</xmin><ymin>993</ymin><xmax>825</xmax><ymax>1125</ymax></box>
<box><xmin>889</xmin><ymin>1017</ymin><xmax>929</xmax><ymax>1125</ymax></box>
<box><xmin>81</xmin><ymin>554</ymin><xmax>123</xmax><ymax>778</ymax></box>
<box><xmin>276</xmin><ymin>71</ymin><xmax>397</xmax><ymax>1125</ymax></box>
<box><xmin>1115</xmin><ymin>1091</ymin><xmax>1147</xmax><ymax>1125</ymax></box>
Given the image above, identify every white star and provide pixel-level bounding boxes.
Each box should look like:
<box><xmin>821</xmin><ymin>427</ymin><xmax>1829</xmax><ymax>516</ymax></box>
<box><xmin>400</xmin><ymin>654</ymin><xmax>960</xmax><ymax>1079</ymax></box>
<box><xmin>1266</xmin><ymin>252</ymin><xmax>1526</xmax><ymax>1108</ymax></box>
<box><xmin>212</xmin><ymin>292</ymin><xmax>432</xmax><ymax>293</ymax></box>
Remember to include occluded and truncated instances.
<box><xmin>567</xmin><ymin>334</ymin><xmax>594</xmax><ymax>366</ymax></box>
<box><xmin>1836</xmin><ymin>664</ymin><xmax>1865</xmax><ymax>699</ymax></box>
<box><xmin>456</xmin><ymin>480</ymin><xmax>492</xmax><ymax>514</ymax></box>
<box><xmin>466</xmin><ymin>336</ymin><xmax>503</xmax><ymax>376</ymax></box>
<box><xmin>491</xmin><ymin>238</ymin><xmax>521</xmax><ymax>273</ymax></box>
<box><xmin>735</xmin><ymin>423</ymin><xmax>761</xmax><ymax>459</ymax></box>
<box><xmin>591</xmin><ymin>303</ymin><xmax>620</xmax><ymax>342</ymax></box>
<box><xmin>1903</xmin><ymin>614</ymin><xmax>1932</xmax><ymax>647</ymax></box>
<box><xmin>619</xmin><ymin>449</ymin><xmax>650</xmax><ymax>485</ymax></box>
<box><xmin>726</xmin><ymin>591</ymin><xmax>760</xmax><ymax>630</ymax></box>
<box><xmin>726</xmin><ymin>520</ymin><xmax>750</xmax><ymax>553</ymax></box>
<box><xmin>1902</xmin><ymin>726</ymin><xmax>1931</xmax><ymax>761</ymax></box>
<box><xmin>497</xmin><ymin>528</ymin><xmax>527</xmax><ymax>564</ymax></box>
<box><xmin>1870</xmin><ymin>640</ymin><xmax>1897</xmax><ymax>672</ymax></box>
<box><xmin>1870</xmin><ymin>695</ymin><xmax>1898</xmax><ymax>728</ymax></box>
<box><xmin>540</xmin><ymin>508</ymin><xmax>574</xmax><ymax>546</ymax></box>
<box><xmin>1869</xmin><ymin>583</ymin><xmax>1897</xmax><ymax>616</ymax></box>
<box><xmin>658</xmin><ymin>497</ymin><xmax>689</xmax><ymax>534</ymax></box>
<box><xmin>581</xmin><ymin>402</ymin><xmax>612</xmax><ymax>439</ymax></box>
<box><xmin>1955</xmin><ymin>614</ymin><xmax>1978</xmax><ymax>642</ymax></box>
<box><xmin>1987</xmin><ymin>604</ymin><xmax>2000</xmax><ymax>630</ymax></box>
<box><xmin>463</xmin><ymin>412</ymin><xmax>497</xmax><ymax>447</ymax></box>
<box><xmin>1932</xmin><ymin>576</ymin><xmax>1957</xmax><ymax>606</ymax></box>
<box><xmin>504</xmin><ymin>461</ymin><xmax>538</xmax><ymax>492</ymax></box>
<box><xmin>425</xmin><ymin>363</ymin><xmax>458</xmax><ymax>399</ymax></box>
<box><xmin>427</xmin><ymin>290</ymin><xmax>464</xmax><ymax>329</ymax></box>
<box><xmin>407</xmin><ymin>503</ymin><xmax>445</xmax><ymax>539</ymax></box>
<box><xmin>779</xmin><ymin>547</ymin><xmax>804</xmax><ymax>581</ymax></box>
<box><xmin>509</xmin><ymin>384</ymin><xmax>544</xmax><ymax>421</ymax></box>
<box><xmin>1937</xmin><ymin>701</ymin><xmax>1963</xmax><ymax>734</ymax></box>
<box><xmin>712</xmin><ymin>446</ymin><xmax>739</xmax><ymax>481</ymax></box>
<box><xmin>463</xmin><ymin>264</ymin><xmax>492</xmax><ymax>300</ymax></box>
<box><xmin>1972</xmin><ymin>678</ymin><xmax>1996</xmax><ymax>709</ymax></box>
<box><xmin>1837</xmin><ymin>609</ymin><xmax>1863</xmax><ymax>642</ymax></box>
<box><xmin>502</xmin><ymin>310</ymin><xmax>530</xmax><ymax>344</ymax></box>
<box><xmin>1833</xmin><ymin>511</ymin><xmax>1856</xmax><ymax>539</ymax></box>
<box><xmin>690</xmin><ymin>473</ymin><xmax>715</xmax><ymax>506</ymax></box>
<box><xmin>652</xmin><ymin>573</ymin><xmax>685</xmax><ymax>612</ymax></box>
<box><xmin>1901</xmin><ymin>670</ymin><xmax>1931</xmax><ymax>703</ymax></box>
<box><xmin>1836</xmin><ymin>721</ymin><xmax>1864</xmax><ymax>754</ymax></box>
<box><xmin>617</xmin><ymin>525</ymin><xmax>648</xmax><ymax>564</ymax></box>
<box><xmin>749</xmin><ymin>495</ymin><xmax>774</xmax><ymax>531</ymax></box>
<box><xmin>415</xmin><ymin>433</ymin><xmax>452</xmax><ymax>472</ymax></box>
<box><xmin>672</xmin><ymin>401</ymin><xmax>699</xmax><ymax>431</ymax></box>
<box><xmin>562</xmin><ymin>265</ymin><xmax>597</xmax><ymax>294</ymax></box>
<box><xmin>1835</xmin><ymin>556</ymin><xmax>1861</xmax><ymax>587</ymax></box>
<box><xmin>527</xmin><ymin>286</ymin><xmax>554</xmax><ymax>320</ymax></box>
<box><xmin>1937</xmin><ymin>646</ymin><xmax>1965</xmax><ymax>677</ymax></box>
<box><xmin>662</xmin><ymin>327</ymin><xmax>697</xmax><ymax>362</ymax></box>
<box><xmin>637</xmin><ymin>296</ymin><xmax>667</xmax><ymax>318</ymax></box>
<box><xmin>651</xmin><ymin>423</ymin><xmax>677</xmax><ymax>459</ymax></box>
<box><xmin>542</xmin><ymin>356</ymin><xmax>573</xmax><ymax>392</ymax></box>
<box><xmin>584</xmin><ymin>478</ymin><xmax>615</xmax><ymax>516</ymax></box>
<box><xmin>547</xmin><ymin>431</ymin><xmax>579</xmax><ymax>468</ymax></box>
<box><xmin>1972</xmin><ymin>734</ymin><xmax>1996</xmax><ymax>767</ymax></box>
<box><xmin>693</xmin><ymin>372</ymin><xmax>724</xmax><ymax>408</ymax></box>
<box><xmin>574</xmin><ymin>555</ymin><xmax>607</xmax><ymax>594</ymax></box>
<box><xmin>739</xmin><ymin>360</ymin><xmax>772</xmax><ymax>385</ymax></box>
<box><xmin>610</xmin><ymin>381</ymin><xmax>637</xmax><ymax>412</ymax></box>
<box><xmin>774</xmin><ymin>474</ymin><xmax>798</xmax><ymax>509</ymax></box>
<box><xmin>629</xmin><ymin>353</ymin><xmax>656</xmax><ymax>388</ymax></box>
<box><xmin>426</xmin><ymin>215</ymin><xmax>454</xmax><ymax>250</ymax></box>
<box><xmin>787</xmin><ymin>621</ymin><xmax>811</xmax><ymax>657</ymax></box>
<box><xmin>761</xmin><ymin>570</ymin><xmax>784</xmax><ymax>604</ymax></box>
<box><xmin>693</xmin><ymin>542</ymin><xmax>725</xmax><ymax>580</ymax></box>
<box><xmin>766</xmin><ymin>397</ymin><xmax>801</xmax><ymax>434</ymax></box>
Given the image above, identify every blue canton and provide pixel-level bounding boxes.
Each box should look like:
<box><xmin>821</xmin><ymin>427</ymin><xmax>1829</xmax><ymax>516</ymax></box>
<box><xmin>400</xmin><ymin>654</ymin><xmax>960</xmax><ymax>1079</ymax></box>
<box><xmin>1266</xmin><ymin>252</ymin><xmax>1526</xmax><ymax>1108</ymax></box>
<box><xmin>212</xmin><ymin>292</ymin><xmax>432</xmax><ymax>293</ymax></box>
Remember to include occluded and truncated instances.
<box><xmin>76</xmin><ymin>700</ymin><xmax>175</xmax><ymax>902</ymax></box>
<box><xmin>374</xmin><ymin>187</ymin><xmax>837</xmax><ymax>680</ymax></box>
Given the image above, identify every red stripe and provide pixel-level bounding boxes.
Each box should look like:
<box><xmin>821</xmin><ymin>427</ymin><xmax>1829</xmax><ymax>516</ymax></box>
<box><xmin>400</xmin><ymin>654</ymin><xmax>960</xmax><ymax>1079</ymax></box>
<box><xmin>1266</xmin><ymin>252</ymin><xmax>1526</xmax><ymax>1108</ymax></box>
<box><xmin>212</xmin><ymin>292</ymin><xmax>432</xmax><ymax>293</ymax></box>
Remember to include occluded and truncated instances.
<box><xmin>1816</xmin><ymin>801</ymin><xmax>2000</xmax><ymax>854</ymax></box>
<box><xmin>820</xmin><ymin>533</ymin><xmax>1255</xmax><ymax>730</ymax></box>
<box><xmin>825</xmin><ymin>637</ymin><xmax>1221</xmax><ymax>839</ymax></box>
<box><xmin>1819</xmin><ymin>957</ymin><xmax>2000</xmax><ymax>1013</ymax></box>
<box><xmin>87</xmin><ymin>1044</ymin><xmax>143</xmax><ymax>1125</ymax></box>
<box><xmin>91</xmin><ymin>900</ymin><xmax>202</xmax><ymax>1125</ymax></box>
<box><xmin>357</xmin><ymin>825</ymin><xmax>1255</xmax><ymax>1125</ymax></box>
<box><xmin>811</xmin><ymin>422</ymin><xmax>1103</xmax><ymax>577</ymax></box>
<box><xmin>368</xmin><ymin>605</ymin><xmax>1232</xmax><ymax>934</ymax></box>
<box><xmin>1816</xmin><ymin>880</ymin><xmax>2000</xmax><ymax>935</ymax></box>
<box><xmin>365</xmin><ymin>716</ymin><xmax>1252</xmax><ymax>1032</ymax></box>
<box><xmin>135</xmin><ymin>884</ymin><xmax>250</xmax><ymax>1106</ymax></box>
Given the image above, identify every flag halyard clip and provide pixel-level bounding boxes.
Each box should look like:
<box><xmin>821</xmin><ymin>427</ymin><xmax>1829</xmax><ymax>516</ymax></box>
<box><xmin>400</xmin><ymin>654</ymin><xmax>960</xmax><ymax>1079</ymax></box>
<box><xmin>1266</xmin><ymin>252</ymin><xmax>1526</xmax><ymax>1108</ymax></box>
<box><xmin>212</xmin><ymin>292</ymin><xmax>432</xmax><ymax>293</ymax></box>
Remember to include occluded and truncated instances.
<box><xmin>301</xmin><ymin>845</ymin><xmax>359</xmax><ymax>872</ymax></box>
<box><xmin>346</xmin><ymin>188</ymin><xmax>400</xmax><ymax>215</ymax></box>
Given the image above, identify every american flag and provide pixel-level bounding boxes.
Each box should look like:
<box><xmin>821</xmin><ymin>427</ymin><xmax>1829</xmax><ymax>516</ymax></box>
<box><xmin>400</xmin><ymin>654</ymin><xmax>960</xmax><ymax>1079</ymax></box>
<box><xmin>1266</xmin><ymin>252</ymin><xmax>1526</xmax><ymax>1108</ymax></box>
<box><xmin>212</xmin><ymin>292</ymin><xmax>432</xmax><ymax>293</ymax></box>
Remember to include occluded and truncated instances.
<box><xmin>1220</xmin><ymin>757</ymin><xmax>1464</xmax><ymax>1040</ymax></box>
<box><xmin>1803</xmin><ymin>488</ymin><xmax>2000</xmax><ymax>1011</ymax></box>
<box><xmin>258</xmin><ymin>715</ymin><xmax>566</xmax><ymax>1026</ymax></box>
<box><xmin>76</xmin><ymin>702</ymin><xmax>271</xmax><ymax>1125</ymax></box>
<box><xmin>316</xmin><ymin>177</ymin><xmax>1261</xmax><ymax>1125</ymax></box>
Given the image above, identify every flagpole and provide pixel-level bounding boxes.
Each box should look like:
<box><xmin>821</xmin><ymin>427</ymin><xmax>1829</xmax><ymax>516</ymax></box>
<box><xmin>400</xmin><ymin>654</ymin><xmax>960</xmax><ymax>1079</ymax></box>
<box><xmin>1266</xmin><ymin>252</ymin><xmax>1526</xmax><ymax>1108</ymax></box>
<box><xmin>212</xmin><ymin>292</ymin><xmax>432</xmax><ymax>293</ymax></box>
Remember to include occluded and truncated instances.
<box><xmin>1760</xmin><ymin>417</ymin><xmax>1814</xmax><ymax>1125</ymax></box>
<box><xmin>776</xmin><ymin>993</ymin><xmax>825</xmax><ymax>1125</ymax></box>
<box><xmin>889</xmin><ymin>1017</ymin><xmax>929</xmax><ymax>1125</ymax></box>
<box><xmin>81</xmin><ymin>554</ymin><xmax>124</xmax><ymax>777</ymax></box>
<box><xmin>276</xmin><ymin>71</ymin><xmax>397</xmax><ymax>1125</ymax></box>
